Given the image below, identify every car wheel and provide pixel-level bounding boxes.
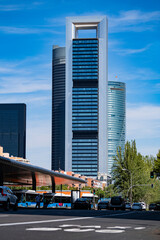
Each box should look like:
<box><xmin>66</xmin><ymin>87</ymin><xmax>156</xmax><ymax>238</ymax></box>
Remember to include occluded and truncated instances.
<box><xmin>4</xmin><ymin>200</ymin><xmax>10</xmax><ymax>211</ymax></box>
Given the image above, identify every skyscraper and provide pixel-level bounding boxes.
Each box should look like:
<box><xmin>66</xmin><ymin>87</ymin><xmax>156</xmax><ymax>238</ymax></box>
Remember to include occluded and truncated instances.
<box><xmin>0</xmin><ymin>103</ymin><xmax>26</xmax><ymax>158</ymax></box>
<box><xmin>52</xmin><ymin>46</ymin><xmax>65</xmax><ymax>170</ymax></box>
<box><xmin>65</xmin><ymin>16</ymin><xmax>108</xmax><ymax>177</ymax></box>
<box><xmin>108</xmin><ymin>81</ymin><xmax>126</xmax><ymax>174</ymax></box>
<box><xmin>51</xmin><ymin>16</ymin><xmax>126</xmax><ymax>177</ymax></box>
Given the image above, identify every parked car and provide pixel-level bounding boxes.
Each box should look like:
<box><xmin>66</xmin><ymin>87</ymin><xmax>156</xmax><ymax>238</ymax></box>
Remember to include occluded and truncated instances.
<box><xmin>109</xmin><ymin>196</ymin><xmax>125</xmax><ymax>210</ymax></box>
<box><xmin>149</xmin><ymin>203</ymin><xmax>157</xmax><ymax>211</ymax></box>
<box><xmin>0</xmin><ymin>186</ymin><xmax>18</xmax><ymax>211</ymax></box>
<box><xmin>73</xmin><ymin>198</ymin><xmax>91</xmax><ymax>210</ymax></box>
<box><xmin>131</xmin><ymin>202</ymin><xmax>143</xmax><ymax>211</ymax></box>
<box><xmin>125</xmin><ymin>202</ymin><xmax>132</xmax><ymax>210</ymax></box>
<box><xmin>149</xmin><ymin>203</ymin><xmax>160</xmax><ymax>211</ymax></box>
<box><xmin>98</xmin><ymin>200</ymin><xmax>110</xmax><ymax>210</ymax></box>
<box><xmin>140</xmin><ymin>202</ymin><xmax>146</xmax><ymax>211</ymax></box>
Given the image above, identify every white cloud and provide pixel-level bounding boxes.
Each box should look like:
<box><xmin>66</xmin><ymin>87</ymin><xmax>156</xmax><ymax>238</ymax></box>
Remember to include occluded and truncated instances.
<box><xmin>0</xmin><ymin>77</ymin><xmax>51</xmax><ymax>94</ymax></box>
<box><xmin>0</xmin><ymin>26</ymin><xmax>62</xmax><ymax>35</ymax></box>
<box><xmin>109</xmin><ymin>10</ymin><xmax>160</xmax><ymax>33</ymax></box>
<box><xmin>112</xmin><ymin>44</ymin><xmax>151</xmax><ymax>56</ymax></box>
<box><xmin>48</xmin><ymin>10</ymin><xmax>160</xmax><ymax>33</ymax></box>
<box><xmin>0</xmin><ymin>2</ymin><xmax>44</xmax><ymax>11</ymax></box>
<box><xmin>109</xmin><ymin>67</ymin><xmax>160</xmax><ymax>82</ymax></box>
<box><xmin>126</xmin><ymin>104</ymin><xmax>160</xmax><ymax>157</ymax></box>
<box><xmin>0</xmin><ymin>57</ymin><xmax>52</xmax><ymax>94</ymax></box>
<box><xmin>127</xmin><ymin>104</ymin><xmax>160</xmax><ymax>139</ymax></box>
<box><xmin>26</xmin><ymin>119</ymin><xmax>51</xmax><ymax>169</ymax></box>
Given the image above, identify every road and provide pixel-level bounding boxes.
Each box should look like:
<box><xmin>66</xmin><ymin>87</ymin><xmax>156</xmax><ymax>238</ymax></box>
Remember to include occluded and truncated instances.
<box><xmin>0</xmin><ymin>208</ymin><xmax>160</xmax><ymax>240</ymax></box>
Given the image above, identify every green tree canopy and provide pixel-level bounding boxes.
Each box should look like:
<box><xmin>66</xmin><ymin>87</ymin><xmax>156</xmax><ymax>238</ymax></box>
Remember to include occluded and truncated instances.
<box><xmin>111</xmin><ymin>140</ymin><xmax>160</xmax><ymax>204</ymax></box>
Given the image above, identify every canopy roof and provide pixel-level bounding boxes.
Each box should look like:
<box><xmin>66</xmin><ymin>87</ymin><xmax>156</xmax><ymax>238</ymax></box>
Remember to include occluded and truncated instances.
<box><xmin>0</xmin><ymin>156</ymin><xmax>85</xmax><ymax>187</ymax></box>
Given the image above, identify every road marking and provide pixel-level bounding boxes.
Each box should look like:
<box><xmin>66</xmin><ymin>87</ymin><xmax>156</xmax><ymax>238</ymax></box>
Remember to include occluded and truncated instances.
<box><xmin>0</xmin><ymin>215</ymin><xmax>9</xmax><ymax>217</ymax></box>
<box><xmin>0</xmin><ymin>216</ymin><xmax>93</xmax><ymax>227</ymax></box>
<box><xmin>79</xmin><ymin>225</ymin><xmax>101</xmax><ymax>228</ymax></box>
<box><xmin>59</xmin><ymin>224</ymin><xmax>81</xmax><ymax>228</ymax></box>
<box><xmin>26</xmin><ymin>228</ymin><xmax>61</xmax><ymax>231</ymax></box>
<box><xmin>108</xmin><ymin>226</ymin><xmax>131</xmax><ymax>229</ymax></box>
<box><xmin>134</xmin><ymin>227</ymin><xmax>146</xmax><ymax>230</ymax></box>
<box><xmin>64</xmin><ymin>228</ymin><xmax>95</xmax><ymax>232</ymax></box>
<box><xmin>96</xmin><ymin>229</ymin><xmax>125</xmax><ymax>233</ymax></box>
<box><xmin>59</xmin><ymin>224</ymin><xmax>101</xmax><ymax>228</ymax></box>
<box><xmin>0</xmin><ymin>211</ymin><xmax>135</xmax><ymax>227</ymax></box>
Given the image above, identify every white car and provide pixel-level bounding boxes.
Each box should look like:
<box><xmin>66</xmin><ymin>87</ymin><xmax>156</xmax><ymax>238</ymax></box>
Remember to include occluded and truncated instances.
<box><xmin>140</xmin><ymin>202</ymin><xmax>146</xmax><ymax>211</ymax></box>
<box><xmin>131</xmin><ymin>203</ymin><xmax>143</xmax><ymax>211</ymax></box>
<box><xmin>0</xmin><ymin>186</ymin><xmax>18</xmax><ymax>211</ymax></box>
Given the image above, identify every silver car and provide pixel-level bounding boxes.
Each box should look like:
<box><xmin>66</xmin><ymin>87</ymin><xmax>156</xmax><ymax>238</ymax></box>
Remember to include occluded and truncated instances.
<box><xmin>131</xmin><ymin>203</ymin><xmax>143</xmax><ymax>211</ymax></box>
<box><xmin>0</xmin><ymin>186</ymin><xmax>18</xmax><ymax>211</ymax></box>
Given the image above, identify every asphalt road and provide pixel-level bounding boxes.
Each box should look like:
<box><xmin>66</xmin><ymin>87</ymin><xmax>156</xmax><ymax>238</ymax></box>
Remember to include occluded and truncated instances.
<box><xmin>0</xmin><ymin>208</ymin><xmax>160</xmax><ymax>240</ymax></box>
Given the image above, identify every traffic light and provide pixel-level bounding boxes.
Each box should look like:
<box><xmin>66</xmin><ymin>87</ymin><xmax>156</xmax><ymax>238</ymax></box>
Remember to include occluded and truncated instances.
<box><xmin>151</xmin><ymin>184</ymin><xmax>154</xmax><ymax>188</ymax></box>
<box><xmin>93</xmin><ymin>189</ymin><xmax>95</xmax><ymax>195</ymax></box>
<box><xmin>91</xmin><ymin>180</ymin><xmax>94</xmax><ymax>187</ymax></box>
<box><xmin>150</xmin><ymin>171</ymin><xmax>154</xmax><ymax>178</ymax></box>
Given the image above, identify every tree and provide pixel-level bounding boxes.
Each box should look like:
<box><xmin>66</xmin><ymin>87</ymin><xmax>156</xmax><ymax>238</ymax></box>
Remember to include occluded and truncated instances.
<box><xmin>111</xmin><ymin>140</ymin><xmax>158</xmax><ymax>204</ymax></box>
<box><xmin>154</xmin><ymin>150</ymin><xmax>160</xmax><ymax>174</ymax></box>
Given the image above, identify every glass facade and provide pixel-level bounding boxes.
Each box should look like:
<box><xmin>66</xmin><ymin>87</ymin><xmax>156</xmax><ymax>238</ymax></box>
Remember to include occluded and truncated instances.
<box><xmin>108</xmin><ymin>81</ymin><xmax>126</xmax><ymax>174</ymax></box>
<box><xmin>72</xmin><ymin>39</ymin><xmax>98</xmax><ymax>176</ymax></box>
<box><xmin>0</xmin><ymin>104</ymin><xmax>26</xmax><ymax>158</ymax></box>
<box><xmin>52</xmin><ymin>46</ymin><xmax>65</xmax><ymax>171</ymax></box>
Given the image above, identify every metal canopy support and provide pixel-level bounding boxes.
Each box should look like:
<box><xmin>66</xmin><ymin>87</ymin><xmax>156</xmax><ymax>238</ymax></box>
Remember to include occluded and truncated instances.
<box><xmin>32</xmin><ymin>172</ymin><xmax>36</xmax><ymax>191</ymax></box>
<box><xmin>0</xmin><ymin>167</ymin><xmax>3</xmax><ymax>186</ymax></box>
<box><xmin>51</xmin><ymin>176</ymin><xmax>55</xmax><ymax>193</ymax></box>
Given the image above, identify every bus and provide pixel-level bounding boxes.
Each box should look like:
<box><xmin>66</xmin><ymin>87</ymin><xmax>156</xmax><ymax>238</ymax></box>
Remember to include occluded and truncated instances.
<box><xmin>13</xmin><ymin>190</ymin><xmax>43</xmax><ymax>208</ymax></box>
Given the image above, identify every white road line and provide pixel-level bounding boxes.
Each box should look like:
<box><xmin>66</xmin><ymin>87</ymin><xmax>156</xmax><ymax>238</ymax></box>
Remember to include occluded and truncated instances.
<box><xmin>0</xmin><ymin>217</ymin><xmax>93</xmax><ymax>227</ymax></box>
<box><xmin>59</xmin><ymin>224</ymin><xmax>101</xmax><ymax>228</ymax></box>
<box><xmin>107</xmin><ymin>226</ymin><xmax>132</xmax><ymax>229</ymax></box>
<box><xmin>96</xmin><ymin>229</ymin><xmax>125</xmax><ymax>233</ymax></box>
<box><xmin>134</xmin><ymin>227</ymin><xmax>146</xmax><ymax>230</ymax></box>
<box><xmin>26</xmin><ymin>228</ymin><xmax>62</xmax><ymax>231</ymax></box>
<box><xmin>0</xmin><ymin>211</ymin><xmax>135</xmax><ymax>227</ymax></box>
<box><xmin>59</xmin><ymin>224</ymin><xmax>81</xmax><ymax>228</ymax></box>
<box><xmin>64</xmin><ymin>228</ymin><xmax>95</xmax><ymax>232</ymax></box>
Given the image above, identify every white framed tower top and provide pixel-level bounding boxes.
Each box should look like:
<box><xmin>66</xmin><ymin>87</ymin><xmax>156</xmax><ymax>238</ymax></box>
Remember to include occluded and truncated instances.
<box><xmin>65</xmin><ymin>16</ymin><xmax>108</xmax><ymax>175</ymax></box>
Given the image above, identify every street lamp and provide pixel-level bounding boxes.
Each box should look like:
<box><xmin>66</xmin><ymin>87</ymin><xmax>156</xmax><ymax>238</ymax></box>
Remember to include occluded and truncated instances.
<box><xmin>122</xmin><ymin>168</ymin><xmax>132</xmax><ymax>204</ymax></box>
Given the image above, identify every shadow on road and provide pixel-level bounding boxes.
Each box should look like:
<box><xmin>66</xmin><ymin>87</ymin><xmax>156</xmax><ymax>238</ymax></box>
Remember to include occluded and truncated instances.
<box><xmin>0</xmin><ymin>208</ymin><xmax>160</xmax><ymax>221</ymax></box>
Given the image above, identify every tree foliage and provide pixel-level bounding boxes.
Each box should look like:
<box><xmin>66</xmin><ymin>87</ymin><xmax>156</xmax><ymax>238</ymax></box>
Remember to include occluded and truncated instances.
<box><xmin>154</xmin><ymin>150</ymin><xmax>160</xmax><ymax>173</ymax></box>
<box><xmin>111</xmin><ymin>140</ymin><xmax>160</xmax><ymax>204</ymax></box>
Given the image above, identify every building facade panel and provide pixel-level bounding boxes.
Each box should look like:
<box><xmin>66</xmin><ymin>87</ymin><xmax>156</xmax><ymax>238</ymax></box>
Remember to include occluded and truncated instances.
<box><xmin>0</xmin><ymin>104</ymin><xmax>26</xmax><ymax>158</ymax></box>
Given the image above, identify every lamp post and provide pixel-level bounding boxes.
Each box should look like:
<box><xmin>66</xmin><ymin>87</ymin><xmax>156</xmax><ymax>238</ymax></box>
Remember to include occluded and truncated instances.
<box><xmin>122</xmin><ymin>168</ymin><xmax>132</xmax><ymax>204</ymax></box>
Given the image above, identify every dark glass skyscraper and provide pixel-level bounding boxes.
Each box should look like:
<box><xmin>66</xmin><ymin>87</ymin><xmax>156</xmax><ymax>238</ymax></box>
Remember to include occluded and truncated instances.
<box><xmin>52</xmin><ymin>46</ymin><xmax>65</xmax><ymax>170</ymax></box>
<box><xmin>0</xmin><ymin>104</ymin><xmax>26</xmax><ymax>158</ymax></box>
<box><xmin>71</xmin><ymin>39</ymin><xmax>99</xmax><ymax>176</ymax></box>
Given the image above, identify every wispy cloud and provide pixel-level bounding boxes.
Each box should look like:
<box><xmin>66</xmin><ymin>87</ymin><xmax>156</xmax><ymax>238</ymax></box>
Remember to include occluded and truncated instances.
<box><xmin>0</xmin><ymin>56</ymin><xmax>52</xmax><ymax>94</ymax></box>
<box><xmin>109</xmin><ymin>10</ymin><xmax>160</xmax><ymax>33</ymax></box>
<box><xmin>48</xmin><ymin>10</ymin><xmax>160</xmax><ymax>33</ymax></box>
<box><xmin>0</xmin><ymin>26</ymin><xmax>62</xmax><ymax>35</ymax></box>
<box><xmin>0</xmin><ymin>2</ymin><xmax>44</xmax><ymax>11</ymax></box>
<box><xmin>109</xmin><ymin>67</ymin><xmax>160</xmax><ymax>82</ymax></box>
<box><xmin>112</xmin><ymin>44</ymin><xmax>151</xmax><ymax>55</ymax></box>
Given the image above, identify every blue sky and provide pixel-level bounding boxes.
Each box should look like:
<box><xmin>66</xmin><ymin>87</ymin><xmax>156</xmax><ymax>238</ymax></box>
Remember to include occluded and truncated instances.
<box><xmin>0</xmin><ymin>0</ymin><xmax>160</xmax><ymax>169</ymax></box>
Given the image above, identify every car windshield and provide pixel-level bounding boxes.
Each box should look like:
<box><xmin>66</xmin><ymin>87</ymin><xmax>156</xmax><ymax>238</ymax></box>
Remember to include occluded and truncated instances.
<box><xmin>133</xmin><ymin>203</ymin><xmax>141</xmax><ymax>206</ymax></box>
<box><xmin>111</xmin><ymin>197</ymin><xmax>122</xmax><ymax>205</ymax></box>
<box><xmin>76</xmin><ymin>198</ymin><xmax>87</xmax><ymax>202</ymax></box>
